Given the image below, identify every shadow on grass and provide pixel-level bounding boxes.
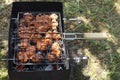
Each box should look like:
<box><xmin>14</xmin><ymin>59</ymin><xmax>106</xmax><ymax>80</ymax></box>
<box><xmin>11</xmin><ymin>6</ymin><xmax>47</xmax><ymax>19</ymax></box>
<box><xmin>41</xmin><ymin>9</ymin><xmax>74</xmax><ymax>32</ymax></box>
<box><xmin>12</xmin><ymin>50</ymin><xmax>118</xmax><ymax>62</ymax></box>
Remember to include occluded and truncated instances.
<box><xmin>66</xmin><ymin>0</ymin><xmax>120</xmax><ymax>80</ymax></box>
<box><xmin>64</xmin><ymin>0</ymin><xmax>120</xmax><ymax>80</ymax></box>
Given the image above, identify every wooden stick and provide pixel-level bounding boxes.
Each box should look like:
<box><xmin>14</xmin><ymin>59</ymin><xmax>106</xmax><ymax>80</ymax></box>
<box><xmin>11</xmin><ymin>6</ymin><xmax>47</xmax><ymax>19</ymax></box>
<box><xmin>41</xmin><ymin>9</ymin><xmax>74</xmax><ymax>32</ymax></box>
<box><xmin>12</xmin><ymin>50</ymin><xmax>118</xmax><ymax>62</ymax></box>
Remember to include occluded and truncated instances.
<box><xmin>84</xmin><ymin>33</ymin><xmax>109</xmax><ymax>39</ymax></box>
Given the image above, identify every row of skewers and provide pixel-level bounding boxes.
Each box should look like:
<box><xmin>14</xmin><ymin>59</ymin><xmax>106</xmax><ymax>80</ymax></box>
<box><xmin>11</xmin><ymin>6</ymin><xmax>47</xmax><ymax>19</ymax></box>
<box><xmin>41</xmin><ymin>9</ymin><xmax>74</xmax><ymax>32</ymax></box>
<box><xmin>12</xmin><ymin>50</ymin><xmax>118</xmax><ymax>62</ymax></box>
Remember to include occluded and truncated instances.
<box><xmin>17</xmin><ymin>13</ymin><xmax>63</xmax><ymax>63</ymax></box>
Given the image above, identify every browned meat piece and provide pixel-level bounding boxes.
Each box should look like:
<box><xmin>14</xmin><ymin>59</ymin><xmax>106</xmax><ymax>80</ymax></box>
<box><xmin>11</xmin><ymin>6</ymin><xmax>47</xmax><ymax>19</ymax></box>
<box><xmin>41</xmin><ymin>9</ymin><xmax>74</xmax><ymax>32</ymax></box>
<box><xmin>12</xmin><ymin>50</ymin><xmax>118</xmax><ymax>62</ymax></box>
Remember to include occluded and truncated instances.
<box><xmin>19</xmin><ymin>26</ymin><xmax>35</xmax><ymax>33</ymax></box>
<box><xmin>26</xmin><ymin>46</ymin><xmax>36</xmax><ymax>53</ymax></box>
<box><xmin>36</xmin><ymin>41</ymin><xmax>47</xmax><ymax>51</ymax></box>
<box><xmin>34</xmin><ymin>34</ymin><xmax>41</xmax><ymax>38</ymax></box>
<box><xmin>51</xmin><ymin>50</ymin><xmax>61</xmax><ymax>59</ymax></box>
<box><xmin>18</xmin><ymin>33</ymin><xmax>32</xmax><ymax>38</ymax></box>
<box><xmin>18</xmin><ymin>26</ymin><xmax>35</xmax><ymax>38</ymax></box>
<box><xmin>17</xmin><ymin>52</ymin><xmax>28</xmax><ymax>63</ymax></box>
<box><xmin>30</xmin><ymin>34</ymin><xmax>41</xmax><ymax>43</ymax></box>
<box><xmin>52</xmin><ymin>30</ymin><xmax>61</xmax><ymax>40</ymax></box>
<box><xmin>35</xmin><ymin>24</ymin><xmax>49</xmax><ymax>32</ymax></box>
<box><xmin>45</xmin><ymin>30</ymin><xmax>52</xmax><ymax>38</ymax></box>
<box><xmin>45</xmin><ymin>30</ymin><xmax>61</xmax><ymax>40</ymax></box>
<box><xmin>25</xmin><ymin>51</ymin><xmax>35</xmax><ymax>57</ymax></box>
<box><xmin>51</xmin><ymin>21</ymin><xmax>58</xmax><ymax>28</ymax></box>
<box><xmin>24</xmin><ymin>13</ymin><xmax>34</xmax><ymax>23</ymax></box>
<box><xmin>41</xmin><ymin>38</ymin><xmax>52</xmax><ymax>46</ymax></box>
<box><xmin>35</xmin><ymin>15</ymin><xmax>52</xmax><ymax>32</ymax></box>
<box><xmin>51</xmin><ymin>42</ymin><xmax>60</xmax><ymax>51</ymax></box>
<box><xmin>30</xmin><ymin>54</ymin><xmax>43</xmax><ymax>62</ymax></box>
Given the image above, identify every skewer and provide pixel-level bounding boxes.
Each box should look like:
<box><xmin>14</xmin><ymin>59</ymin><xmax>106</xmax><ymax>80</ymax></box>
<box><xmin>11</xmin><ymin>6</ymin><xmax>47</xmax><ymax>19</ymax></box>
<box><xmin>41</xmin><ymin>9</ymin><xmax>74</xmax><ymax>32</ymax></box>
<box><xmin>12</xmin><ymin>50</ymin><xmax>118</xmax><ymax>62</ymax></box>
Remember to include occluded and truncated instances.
<box><xmin>1</xmin><ymin>59</ymin><xmax>14</xmax><ymax>61</ymax></box>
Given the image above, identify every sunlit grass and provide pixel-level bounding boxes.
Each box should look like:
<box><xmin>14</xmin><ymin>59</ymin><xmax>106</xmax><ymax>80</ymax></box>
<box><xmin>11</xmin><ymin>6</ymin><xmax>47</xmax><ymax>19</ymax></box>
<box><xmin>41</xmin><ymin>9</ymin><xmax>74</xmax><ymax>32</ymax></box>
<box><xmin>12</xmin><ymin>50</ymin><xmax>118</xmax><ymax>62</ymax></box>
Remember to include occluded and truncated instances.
<box><xmin>114</xmin><ymin>2</ymin><xmax>120</xmax><ymax>14</ymax></box>
<box><xmin>107</xmin><ymin>33</ymin><xmax>118</xmax><ymax>45</ymax></box>
<box><xmin>83</xmin><ymin>48</ymin><xmax>110</xmax><ymax>80</ymax></box>
<box><xmin>0</xmin><ymin>49</ymin><xmax>8</xmax><ymax>80</ymax></box>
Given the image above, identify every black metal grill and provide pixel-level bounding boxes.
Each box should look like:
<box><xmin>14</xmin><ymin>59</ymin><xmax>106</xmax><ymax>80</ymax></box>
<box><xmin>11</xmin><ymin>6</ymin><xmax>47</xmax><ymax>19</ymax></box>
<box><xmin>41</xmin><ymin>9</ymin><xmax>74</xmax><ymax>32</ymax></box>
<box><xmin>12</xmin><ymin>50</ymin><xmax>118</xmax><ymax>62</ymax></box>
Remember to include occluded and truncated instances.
<box><xmin>8</xmin><ymin>2</ymin><xmax>70</xmax><ymax>80</ymax></box>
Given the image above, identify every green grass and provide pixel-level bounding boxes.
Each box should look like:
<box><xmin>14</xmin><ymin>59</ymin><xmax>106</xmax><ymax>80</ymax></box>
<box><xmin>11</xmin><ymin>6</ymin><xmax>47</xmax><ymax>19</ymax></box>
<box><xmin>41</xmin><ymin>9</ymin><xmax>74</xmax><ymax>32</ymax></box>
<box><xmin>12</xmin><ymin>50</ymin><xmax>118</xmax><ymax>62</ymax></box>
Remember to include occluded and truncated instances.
<box><xmin>0</xmin><ymin>0</ymin><xmax>120</xmax><ymax>80</ymax></box>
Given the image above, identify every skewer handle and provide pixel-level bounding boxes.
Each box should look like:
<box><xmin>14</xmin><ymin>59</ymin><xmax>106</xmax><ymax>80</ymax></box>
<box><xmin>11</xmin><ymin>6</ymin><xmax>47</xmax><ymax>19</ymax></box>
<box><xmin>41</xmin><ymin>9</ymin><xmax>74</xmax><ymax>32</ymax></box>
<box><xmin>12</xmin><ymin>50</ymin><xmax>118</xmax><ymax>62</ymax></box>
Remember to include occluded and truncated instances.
<box><xmin>83</xmin><ymin>33</ymin><xmax>109</xmax><ymax>39</ymax></box>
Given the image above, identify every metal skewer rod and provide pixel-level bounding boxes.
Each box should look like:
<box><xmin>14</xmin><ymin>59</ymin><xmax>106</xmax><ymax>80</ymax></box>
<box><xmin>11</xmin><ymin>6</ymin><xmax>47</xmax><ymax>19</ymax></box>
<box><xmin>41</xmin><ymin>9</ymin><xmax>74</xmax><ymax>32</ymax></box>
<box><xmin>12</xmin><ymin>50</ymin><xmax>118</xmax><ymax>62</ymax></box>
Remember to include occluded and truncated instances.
<box><xmin>1</xmin><ymin>59</ymin><xmax>14</xmax><ymax>61</ymax></box>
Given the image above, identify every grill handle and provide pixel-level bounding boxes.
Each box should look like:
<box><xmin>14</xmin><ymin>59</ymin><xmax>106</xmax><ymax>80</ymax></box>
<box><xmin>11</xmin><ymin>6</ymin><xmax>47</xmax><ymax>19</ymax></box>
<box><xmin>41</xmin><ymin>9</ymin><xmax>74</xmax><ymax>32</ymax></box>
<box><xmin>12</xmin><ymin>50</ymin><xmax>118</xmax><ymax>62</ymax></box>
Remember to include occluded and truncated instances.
<box><xmin>63</xmin><ymin>33</ymin><xmax>109</xmax><ymax>40</ymax></box>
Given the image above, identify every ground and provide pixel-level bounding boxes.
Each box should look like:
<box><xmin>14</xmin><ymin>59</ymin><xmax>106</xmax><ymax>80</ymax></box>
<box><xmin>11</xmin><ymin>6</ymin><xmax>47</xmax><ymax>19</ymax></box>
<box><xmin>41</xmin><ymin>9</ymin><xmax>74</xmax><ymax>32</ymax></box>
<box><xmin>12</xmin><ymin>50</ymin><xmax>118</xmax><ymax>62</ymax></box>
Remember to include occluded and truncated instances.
<box><xmin>0</xmin><ymin>0</ymin><xmax>120</xmax><ymax>80</ymax></box>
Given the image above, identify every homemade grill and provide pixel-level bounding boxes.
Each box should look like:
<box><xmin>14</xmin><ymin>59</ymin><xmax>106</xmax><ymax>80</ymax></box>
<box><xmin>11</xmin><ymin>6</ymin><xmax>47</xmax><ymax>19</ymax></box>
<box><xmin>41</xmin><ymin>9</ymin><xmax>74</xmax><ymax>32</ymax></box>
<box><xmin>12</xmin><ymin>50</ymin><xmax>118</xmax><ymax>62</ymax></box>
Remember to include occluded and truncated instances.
<box><xmin>8</xmin><ymin>2</ymin><xmax>108</xmax><ymax>80</ymax></box>
<box><xmin>13</xmin><ymin>12</ymin><xmax>66</xmax><ymax>65</ymax></box>
<box><xmin>8</xmin><ymin>2</ymin><xmax>70</xmax><ymax>80</ymax></box>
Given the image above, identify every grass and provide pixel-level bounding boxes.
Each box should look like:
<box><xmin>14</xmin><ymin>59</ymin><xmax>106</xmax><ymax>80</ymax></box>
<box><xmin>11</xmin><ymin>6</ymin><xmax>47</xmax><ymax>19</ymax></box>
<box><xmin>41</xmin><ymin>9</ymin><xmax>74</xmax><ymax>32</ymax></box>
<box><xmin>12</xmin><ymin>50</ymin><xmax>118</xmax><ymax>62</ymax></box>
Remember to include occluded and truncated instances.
<box><xmin>0</xmin><ymin>0</ymin><xmax>120</xmax><ymax>80</ymax></box>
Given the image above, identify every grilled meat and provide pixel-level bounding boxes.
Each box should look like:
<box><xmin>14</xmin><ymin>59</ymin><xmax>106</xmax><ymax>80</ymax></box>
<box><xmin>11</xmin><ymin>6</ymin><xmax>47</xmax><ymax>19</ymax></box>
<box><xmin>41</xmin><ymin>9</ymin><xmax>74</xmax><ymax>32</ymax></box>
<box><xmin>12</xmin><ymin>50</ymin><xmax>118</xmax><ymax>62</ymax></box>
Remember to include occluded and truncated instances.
<box><xmin>35</xmin><ymin>15</ymin><xmax>52</xmax><ymax>32</ymax></box>
<box><xmin>52</xmin><ymin>30</ymin><xmax>61</xmax><ymax>40</ymax></box>
<box><xmin>18</xmin><ymin>39</ymin><xmax>29</xmax><ymax>49</ymax></box>
<box><xmin>30</xmin><ymin>54</ymin><xmax>43</xmax><ymax>62</ymax></box>
<box><xmin>36</xmin><ymin>40</ymin><xmax>47</xmax><ymax>51</ymax></box>
<box><xmin>46</xmin><ymin>53</ymin><xmax>56</xmax><ymax>62</ymax></box>
<box><xmin>51</xmin><ymin>42</ymin><xmax>60</xmax><ymax>51</ymax></box>
<box><xmin>24</xmin><ymin>13</ymin><xmax>34</xmax><ymax>23</ymax></box>
<box><xmin>50</xmin><ymin>13</ymin><xmax>58</xmax><ymax>19</ymax></box>
<box><xmin>17</xmin><ymin>52</ymin><xmax>28</xmax><ymax>63</ymax></box>
<box><xmin>17</xmin><ymin>13</ymin><xmax>62</xmax><ymax>63</ymax></box>
<box><xmin>51</xmin><ymin>50</ymin><xmax>61</xmax><ymax>59</ymax></box>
